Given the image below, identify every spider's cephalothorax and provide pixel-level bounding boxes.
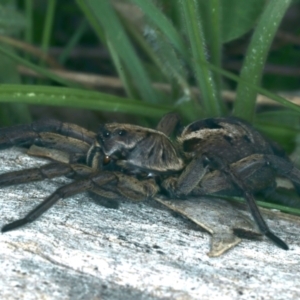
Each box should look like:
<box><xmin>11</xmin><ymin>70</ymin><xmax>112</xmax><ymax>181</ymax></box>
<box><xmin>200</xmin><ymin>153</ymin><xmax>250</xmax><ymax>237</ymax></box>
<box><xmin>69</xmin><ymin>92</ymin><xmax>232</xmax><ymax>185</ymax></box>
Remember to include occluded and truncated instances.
<box><xmin>1</xmin><ymin>114</ymin><xmax>300</xmax><ymax>252</ymax></box>
<box><xmin>96</xmin><ymin>123</ymin><xmax>184</xmax><ymax>175</ymax></box>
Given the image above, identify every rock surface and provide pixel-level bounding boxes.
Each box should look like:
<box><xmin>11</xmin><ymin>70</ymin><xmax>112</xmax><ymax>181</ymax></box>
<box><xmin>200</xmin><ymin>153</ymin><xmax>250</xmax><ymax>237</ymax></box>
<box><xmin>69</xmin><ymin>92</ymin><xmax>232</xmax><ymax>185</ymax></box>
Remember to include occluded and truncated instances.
<box><xmin>0</xmin><ymin>148</ymin><xmax>300</xmax><ymax>299</ymax></box>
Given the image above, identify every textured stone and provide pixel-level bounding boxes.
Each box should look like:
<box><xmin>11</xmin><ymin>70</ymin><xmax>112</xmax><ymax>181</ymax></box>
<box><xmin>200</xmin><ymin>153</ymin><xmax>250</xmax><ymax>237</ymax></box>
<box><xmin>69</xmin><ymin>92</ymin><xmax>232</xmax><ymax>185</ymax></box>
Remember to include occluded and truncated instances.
<box><xmin>0</xmin><ymin>148</ymin><xmax>300</xmax><ymax>299</ymax></box>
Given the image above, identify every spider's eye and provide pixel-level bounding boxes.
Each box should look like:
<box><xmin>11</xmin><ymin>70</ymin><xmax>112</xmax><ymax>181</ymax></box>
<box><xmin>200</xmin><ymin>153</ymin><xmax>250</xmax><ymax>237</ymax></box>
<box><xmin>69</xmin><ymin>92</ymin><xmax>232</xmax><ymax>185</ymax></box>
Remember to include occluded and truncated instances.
<box><xmin>118</xmin><ymin>129</ymin><xmax>126</xmax><ymax>136</ymax></box>
<box><xmin>103</xmin><ymin>131</ymin><xmax>110</xmax><ymax>138</ymax></box>
<box><xmin>103</xmin><ymin>155</ymin><xmax>111</xmax><ymax>165</ymax></box>
<box><xmin>202</xmin><ymin>155</ymin><xmax>211</xmax><ymax>167</ymax></box>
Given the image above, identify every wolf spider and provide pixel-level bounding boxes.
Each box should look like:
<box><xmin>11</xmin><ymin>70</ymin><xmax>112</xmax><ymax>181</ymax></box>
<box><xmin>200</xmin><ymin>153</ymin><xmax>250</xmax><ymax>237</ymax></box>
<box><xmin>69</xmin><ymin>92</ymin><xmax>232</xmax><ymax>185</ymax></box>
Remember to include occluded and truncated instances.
<box><xmin>0</xmin><ymin>113</ymin><xmax>299</xmax><ymax>251</ymax></box>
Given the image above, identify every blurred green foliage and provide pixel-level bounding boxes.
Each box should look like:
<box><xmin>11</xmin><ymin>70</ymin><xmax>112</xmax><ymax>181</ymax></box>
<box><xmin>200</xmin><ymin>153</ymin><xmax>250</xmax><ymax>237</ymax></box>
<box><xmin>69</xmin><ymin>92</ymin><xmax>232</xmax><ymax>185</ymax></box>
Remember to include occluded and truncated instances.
<box><xmin>0</xmin><ymin>0</ymin><xmax>298</xmax><ymax>144</ymax></box>
<box><xmin>0</xmin><ymin>0</ymin><xmax>299</xmax><ymax>211</ymax></box>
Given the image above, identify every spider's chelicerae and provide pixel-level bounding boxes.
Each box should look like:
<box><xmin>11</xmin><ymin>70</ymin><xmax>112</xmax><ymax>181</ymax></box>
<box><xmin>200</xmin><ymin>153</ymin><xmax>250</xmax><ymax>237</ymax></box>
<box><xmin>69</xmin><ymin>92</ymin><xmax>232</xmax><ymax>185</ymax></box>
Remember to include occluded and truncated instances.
<box><xmin>0</xmin><ymin>113</ymin><xmax>299</xmax><ymax>251</ymax></box>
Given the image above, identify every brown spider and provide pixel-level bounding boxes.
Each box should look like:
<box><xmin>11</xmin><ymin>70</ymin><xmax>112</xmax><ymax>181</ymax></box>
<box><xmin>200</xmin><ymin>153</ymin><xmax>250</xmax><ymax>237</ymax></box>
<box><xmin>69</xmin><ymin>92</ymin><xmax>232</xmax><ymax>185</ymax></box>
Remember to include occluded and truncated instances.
<box><xmin>0</xmin><ymin>113</ymin><xmax>299</xmax><ymax>251</ymax></box>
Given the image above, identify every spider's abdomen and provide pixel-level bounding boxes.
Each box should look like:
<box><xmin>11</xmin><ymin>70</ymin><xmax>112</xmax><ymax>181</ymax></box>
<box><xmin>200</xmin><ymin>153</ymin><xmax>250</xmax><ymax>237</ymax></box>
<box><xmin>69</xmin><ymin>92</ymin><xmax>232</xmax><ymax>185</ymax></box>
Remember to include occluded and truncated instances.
<box><xmin>178</xmin><ymin>117</ymin><xmax>273</xmax><ymax>163</ymax></box>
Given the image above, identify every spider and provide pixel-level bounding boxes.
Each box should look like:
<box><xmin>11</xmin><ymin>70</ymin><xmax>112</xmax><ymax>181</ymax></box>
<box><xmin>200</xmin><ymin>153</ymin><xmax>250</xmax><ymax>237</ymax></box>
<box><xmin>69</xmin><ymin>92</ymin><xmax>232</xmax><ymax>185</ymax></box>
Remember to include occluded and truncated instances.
<box><xmin>0</xmin><ymin>113</ymin><xmax>299</xmax><ymax>251</ymax></box>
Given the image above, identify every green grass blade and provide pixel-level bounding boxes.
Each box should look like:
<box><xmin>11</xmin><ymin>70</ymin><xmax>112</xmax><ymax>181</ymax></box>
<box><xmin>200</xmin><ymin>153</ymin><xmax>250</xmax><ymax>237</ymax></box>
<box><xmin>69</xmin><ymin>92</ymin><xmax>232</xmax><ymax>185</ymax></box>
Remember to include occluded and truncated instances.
<box><xmin>186</xmin><ymin>55</ymin><xmax>300</xmax><ymax>114</ymax></box>
<box><xmin>77</xmin><ymin>0</ymin><xmax>159</xmax><ymax>103</ymax></box>
<box><xmin>24</xmin><ymin>0</ymin><xmax>33</xmax><ymax>45</ymax></box>
<box><xmin>0</xmin><ymin>45</ymin><xmax>31</xmax><ymax>125</ymax></box>
<box><xmin>206</xmin><ymin>61</ymin><xmax>300</xmax><ymax>114</ymax></box>
<box><xmin>24</xmin><ymin>0</ymin><xmax>33</xmax><ymax>63</ymax></box>
<box><xmin>224</xmin><ymin>196</ymin><xmax>300</xmax><ymax>216</ymax></box>
<box><xmin>0</xmin><ymin>84</ymin><xmax>171</xmax><ymax>118</ymax></box>
<box><xmin>119</xmin><ymin>12</ymin><xmax>193</xmax><ymax>101</ymax></box>
<box><xmin>106</xmin><ymin>39</ymin><xmax>137</xmax><ymax>100</ymax></box>
<box><xmin>0</xmin><ymin>3</ymin><xmax>26</xmax><ymax>36</ymax></box>
<box><xmin>59</xmin><ymin>19</ymin><xmax>88</xmax><ymax>65</ymax></box>
<box><xmin>234</xmin><ymin>0</ymin><xmax>293</xmax><ymax>121</ymax></box>
<box><xmin>221</xmin><ymin>0</ymin><xmax>266</xmax><ymax>43</ymax></box>
<box><xmin>0</xmin><ymin>44</ymin><xmax>84</xmax><ymax>89</ymax></box>
<box><xmin>130</xmin><ymin>0</ymin><xmax>187</xmax><ymax>57</ymax></box>
<box><xmin>179</xmin><ymin>0</ymin><xmax>221</xmax><ymax>116</ymax></box>
<box><xmin>75</xmin><ymin>1</ymin><xmax>106</xmax><ymax>41</ymax></box>
<box><xmin>39</xmin><ymin>0</ymin><xmax>57</xmax><ymax>64</ymax></box>
<box><xmin>206</xmin><ymin>0</ymin><xmax>222</xmax><ymax>92</ymax></box>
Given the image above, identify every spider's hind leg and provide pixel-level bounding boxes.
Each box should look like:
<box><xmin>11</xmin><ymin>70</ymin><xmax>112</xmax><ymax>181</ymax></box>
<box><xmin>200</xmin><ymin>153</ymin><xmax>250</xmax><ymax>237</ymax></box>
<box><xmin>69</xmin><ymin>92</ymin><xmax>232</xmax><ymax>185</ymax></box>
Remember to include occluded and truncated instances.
<box><xmin>222</xmin><ymin>156</ymin><xmax>289</xmax><ymax>250</ymax></box>
<box><xmin>199</xmin><ymin>154</ymin><xmax>289</xmax><ymax>250</ymax></box>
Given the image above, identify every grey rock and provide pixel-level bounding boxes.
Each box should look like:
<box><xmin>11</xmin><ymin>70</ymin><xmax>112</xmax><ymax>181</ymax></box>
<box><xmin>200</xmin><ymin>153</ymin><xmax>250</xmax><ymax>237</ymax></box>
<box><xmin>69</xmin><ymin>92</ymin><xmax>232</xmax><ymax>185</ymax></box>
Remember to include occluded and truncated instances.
<box><xmin>0</xmin><ymin>148</ymin><xmax>300</xmax><ymax>299</ymax></box>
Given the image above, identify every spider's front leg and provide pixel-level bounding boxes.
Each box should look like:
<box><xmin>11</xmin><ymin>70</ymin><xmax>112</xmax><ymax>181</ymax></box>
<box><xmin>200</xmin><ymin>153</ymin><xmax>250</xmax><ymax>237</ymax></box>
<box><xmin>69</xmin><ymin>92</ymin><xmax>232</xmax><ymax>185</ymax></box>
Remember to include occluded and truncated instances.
<box><xmin>1</xmin><ymin>171</ymin><xmax>159</xmax><ymax>232</ymax></box>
